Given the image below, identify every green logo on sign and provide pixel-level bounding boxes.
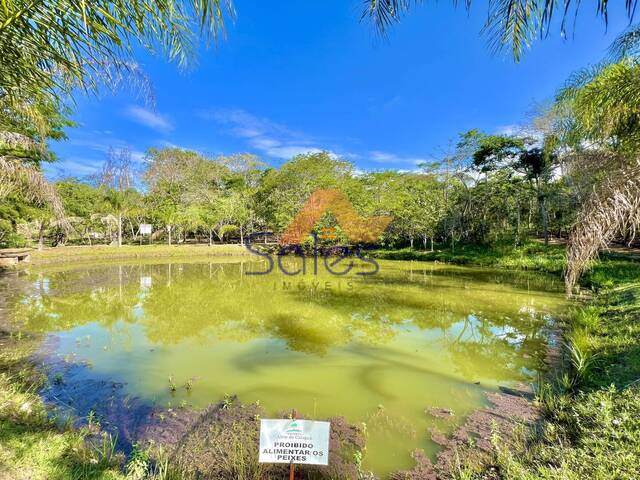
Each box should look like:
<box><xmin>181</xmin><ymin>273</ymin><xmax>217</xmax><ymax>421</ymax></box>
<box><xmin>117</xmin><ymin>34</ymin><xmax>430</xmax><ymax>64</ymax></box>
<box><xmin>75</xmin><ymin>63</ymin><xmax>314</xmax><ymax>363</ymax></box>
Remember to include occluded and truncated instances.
<box><xmin>286</xmin><ymin>421</ymin><xmax>302</xmax><ymax>434</ymax></box>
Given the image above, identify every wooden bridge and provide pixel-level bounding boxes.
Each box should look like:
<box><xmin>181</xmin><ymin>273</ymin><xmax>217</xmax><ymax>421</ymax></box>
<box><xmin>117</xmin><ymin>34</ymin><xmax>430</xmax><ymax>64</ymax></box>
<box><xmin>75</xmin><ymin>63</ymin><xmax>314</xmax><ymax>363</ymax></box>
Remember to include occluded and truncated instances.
<box><xmin>0</xmin><ymin>248</ymin><xmax>33</xmax><ymax>267</ymax></box>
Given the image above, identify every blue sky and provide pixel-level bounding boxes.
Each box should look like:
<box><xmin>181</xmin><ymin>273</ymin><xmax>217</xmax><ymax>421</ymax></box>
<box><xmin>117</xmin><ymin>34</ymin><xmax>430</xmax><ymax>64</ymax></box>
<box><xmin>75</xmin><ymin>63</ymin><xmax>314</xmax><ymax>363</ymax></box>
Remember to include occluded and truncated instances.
<box><xmin>46</xmin><ymin>1</ymin><xmax>632</xmax><ymax>179</ymax></box>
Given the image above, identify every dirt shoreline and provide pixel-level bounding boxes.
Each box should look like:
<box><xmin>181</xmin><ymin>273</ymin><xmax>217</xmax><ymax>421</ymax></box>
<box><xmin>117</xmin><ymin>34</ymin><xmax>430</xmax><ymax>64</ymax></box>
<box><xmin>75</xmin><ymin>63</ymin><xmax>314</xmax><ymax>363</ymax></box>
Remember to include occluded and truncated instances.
<box><xmin>390</xmin><ymin>325</ymin><xmax>565</xmax><ymax>479</ymax></box>
<box><xmin>390</xmin><ymin>385</ymin><xmax>541</xmax><ymax>479</ymax></box>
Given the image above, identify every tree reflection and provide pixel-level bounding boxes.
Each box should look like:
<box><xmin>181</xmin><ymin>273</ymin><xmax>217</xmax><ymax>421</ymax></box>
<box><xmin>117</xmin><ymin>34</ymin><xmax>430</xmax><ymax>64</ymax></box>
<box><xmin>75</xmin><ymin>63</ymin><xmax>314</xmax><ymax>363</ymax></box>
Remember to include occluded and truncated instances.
<box><xmin>10</xmin><ymin>260</ymin><xmax>562</xmax><ymax>369</ymax></box>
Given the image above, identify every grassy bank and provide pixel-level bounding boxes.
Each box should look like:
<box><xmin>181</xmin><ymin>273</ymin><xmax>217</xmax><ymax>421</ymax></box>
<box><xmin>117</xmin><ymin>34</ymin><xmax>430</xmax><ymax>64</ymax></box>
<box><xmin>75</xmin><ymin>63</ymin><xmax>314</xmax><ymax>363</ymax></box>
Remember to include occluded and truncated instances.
<box><xmin>372</xmin><ymin>243</ymin><xmax>640</xmax><ymax>479</ymax></box>
<box><xmin>0</xmin><ymin>331</ymin><xmax>129</xmax><ymax>479</ymax></box>
<box><xmin>458</xmin><ymin>257</ymin><xmax>640</xmax><ymax>480</ymax></box>
<box><xmin>27</xmin><ymin>244</ymin><xmax>250</xmax><ymax>266</ymax></box>
<box><xmin>23</xmin><ymin>241</ymin><xmax>563</xmax><ymax>272</ymax></box>
<box><xmin>371</xmin><ymin>242</ymin><xmax>567</xmax><ymax>274</ymax></box>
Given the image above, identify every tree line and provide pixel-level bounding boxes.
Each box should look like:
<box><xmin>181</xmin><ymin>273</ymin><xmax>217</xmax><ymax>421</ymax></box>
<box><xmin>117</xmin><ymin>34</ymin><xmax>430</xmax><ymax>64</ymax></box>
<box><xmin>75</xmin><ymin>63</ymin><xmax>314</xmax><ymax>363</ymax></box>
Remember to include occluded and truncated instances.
<box><xmin>1</xmin><ymin>135</ymin><xmax>579</xmax><ymax>253</ymax></box>
<box><xmin>2</xmin><ymin>1</ymin><xmax>640</xmax><ymax>292</ymax></box>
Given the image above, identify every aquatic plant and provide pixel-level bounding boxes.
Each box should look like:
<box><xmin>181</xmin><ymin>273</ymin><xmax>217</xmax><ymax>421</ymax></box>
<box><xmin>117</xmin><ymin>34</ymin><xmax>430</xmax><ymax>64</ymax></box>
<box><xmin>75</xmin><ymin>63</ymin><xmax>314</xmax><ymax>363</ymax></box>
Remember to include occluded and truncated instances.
<box><xmin>184</xmin><ymin>377</ymin><xmax>195</xmax><ymax>391</ymax></box>
<box><xmin>87</xmin><ymin>409</ymin><xmax>100</xmax><ymax>429</ymax></box>
<box><xmin>572</xmin><ymin>306</ymin><xmax>602</xmax><ymax>331</ymax></box>
<box><xmin>168</xmin><ymin>375</ymin><xmax>177</xmax><ymax>393</ymax></box>
<box><xmin>222</xmin><ymin>393</ymin><xmax>234</xmax><ymax>409</ymax></box>
<box><xmin>565</xmin><ymin>335</ymin><xmax>596</xmax><ymax>387</ymax></box>
<box><xmin>92</xmin><ymin>432</ymin><xmax>119</xmax><ymax>466</ymax></box>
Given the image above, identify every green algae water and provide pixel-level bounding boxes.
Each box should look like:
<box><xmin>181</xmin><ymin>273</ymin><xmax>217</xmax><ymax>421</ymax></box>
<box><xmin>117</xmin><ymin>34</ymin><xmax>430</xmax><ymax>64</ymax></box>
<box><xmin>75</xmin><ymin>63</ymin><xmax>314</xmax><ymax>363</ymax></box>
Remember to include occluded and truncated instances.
<box><xmin>7</xmin><ymin>257</ymin><xmax>566</xmax><ymax>476</ymax></box>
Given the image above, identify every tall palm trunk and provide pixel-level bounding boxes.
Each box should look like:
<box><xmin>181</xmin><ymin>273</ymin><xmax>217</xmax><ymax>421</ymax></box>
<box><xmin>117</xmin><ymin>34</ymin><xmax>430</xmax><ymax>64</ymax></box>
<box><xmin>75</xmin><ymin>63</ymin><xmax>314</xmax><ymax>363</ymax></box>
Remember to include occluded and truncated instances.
<box><xmin>539</xmin><ymin>193</ymin><xmax>549</xmax><ymax>246</ymax></box>
<box><xmin>117</xmin><ymin>213</ymin><xmax>123</xmax><ymax>247</ymax></box>
<box><xmin>37</xmin><ymin>220</ymin><xmax>46</xmax><ymax>250</ymax></box>
<box><xmin>535</xmin><ymin>178</ymin><xmax>549</xmax><ymax>246</ymax></box>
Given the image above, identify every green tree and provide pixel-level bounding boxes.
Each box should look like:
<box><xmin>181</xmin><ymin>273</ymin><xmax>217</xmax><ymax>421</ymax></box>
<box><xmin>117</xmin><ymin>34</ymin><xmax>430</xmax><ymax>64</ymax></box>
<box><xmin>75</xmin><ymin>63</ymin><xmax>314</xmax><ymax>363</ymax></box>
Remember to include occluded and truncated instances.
<box><xmin>255</xmin><ymin>152</ymin><xmax>355</xmax><ymax>233</ymax></box>
<box><xmin>408</xmin><ymin>174</ymin><xmax>446</xmax><ymax>251</ymax></box>
<box><xmin>56</xmin><ymin>179</ymin><xmax>104</xmax><ymax>246</ymax></box>
<box><xmin>459</xmin><ymin>130</ymin><xmax>555</xmax><ymax>245</ymax></box>
<box><xmin>220</xmin><ymin>190</ymin><xmax>251</xmax><ymax>244</ymax></box>
<box><xmin>144</xmin><ymin>147</ymin><xmax>232</xmax><ymax>244</ymax></box>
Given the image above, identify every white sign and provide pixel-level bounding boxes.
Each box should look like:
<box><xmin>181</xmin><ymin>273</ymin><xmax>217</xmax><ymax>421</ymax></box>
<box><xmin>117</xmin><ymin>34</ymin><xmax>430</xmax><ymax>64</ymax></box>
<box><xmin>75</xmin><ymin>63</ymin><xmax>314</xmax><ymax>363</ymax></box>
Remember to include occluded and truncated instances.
<box><xmin>139</xmin><ymin>224</ymin><xmax>152</xmax><ymax>235</ymax></box>
<box><xmin>259</xmin><ymin>419</ymin><xmax>330</xmax><ymax>466</ymax></box>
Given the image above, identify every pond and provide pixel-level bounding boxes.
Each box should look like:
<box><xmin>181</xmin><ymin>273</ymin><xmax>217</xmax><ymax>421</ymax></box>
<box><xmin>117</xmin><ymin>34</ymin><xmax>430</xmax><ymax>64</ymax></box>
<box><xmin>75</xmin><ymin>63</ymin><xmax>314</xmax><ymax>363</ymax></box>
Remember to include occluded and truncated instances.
<box><xmin>4</xmin><ymin>257</ymin><xmax>566</xmax><ymax>477</ymax></box>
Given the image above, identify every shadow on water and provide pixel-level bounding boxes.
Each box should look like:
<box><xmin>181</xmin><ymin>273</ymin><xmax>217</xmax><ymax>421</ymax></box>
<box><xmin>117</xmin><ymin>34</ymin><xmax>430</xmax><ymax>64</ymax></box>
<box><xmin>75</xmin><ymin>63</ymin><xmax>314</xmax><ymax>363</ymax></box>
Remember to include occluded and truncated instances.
<box><xmin>36</xmin><ymin>338</ymin><xmax>157</xmax><ymax>453</ymax></box>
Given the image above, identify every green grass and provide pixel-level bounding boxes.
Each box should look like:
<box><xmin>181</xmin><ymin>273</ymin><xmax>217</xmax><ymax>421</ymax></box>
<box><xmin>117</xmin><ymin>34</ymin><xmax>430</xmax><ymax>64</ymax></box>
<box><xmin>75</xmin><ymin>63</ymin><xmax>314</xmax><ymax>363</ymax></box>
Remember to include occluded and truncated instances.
<box><xmin>486</xmin><ymin>387</ymin><xmax>640</xmax><ymax>480</ymax></box>
<box><xmin>0</xmin><ymin>332</ymin><xmax>128</xmax><ymax>479</ymax></box>
<box><xmin>28</xmin><ymin>244</ymin><xmax>250</xmax><ymax>266</ymax></box>
<box><xmin>371</xmin><ymin>241</ymin><xmax>567</xmax><ymax>274</ymax></box>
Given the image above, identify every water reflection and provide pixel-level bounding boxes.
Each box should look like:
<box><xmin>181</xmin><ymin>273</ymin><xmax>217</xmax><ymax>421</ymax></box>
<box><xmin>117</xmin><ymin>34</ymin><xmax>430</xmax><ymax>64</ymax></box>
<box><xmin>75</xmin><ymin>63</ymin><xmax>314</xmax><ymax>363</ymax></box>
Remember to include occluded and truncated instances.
<box><xmin>6</xmin><ymin>258</ymin><xmax>565</xmax><ymax>477</ymax></box>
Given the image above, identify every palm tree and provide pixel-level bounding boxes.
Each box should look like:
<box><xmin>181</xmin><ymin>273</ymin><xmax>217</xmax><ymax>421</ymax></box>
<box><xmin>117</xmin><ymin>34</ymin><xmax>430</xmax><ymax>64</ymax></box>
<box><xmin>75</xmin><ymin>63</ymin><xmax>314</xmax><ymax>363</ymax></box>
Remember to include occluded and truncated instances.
<box><xmin>552</xmin><ymin>27</ymin><xmax>640</xmax><ymax>292</ymax></box>
<box><xmin>363</xmin><ymin>0</ymin><xmax>638</xmax><ymax>60</ymax></box>
<box><xmin>0</xmin><ymin>0</ymin><xmax>233</xmax><ymax>105</ymax></box>
<box><xmin>102</xmin><ymin>189</ymin><xmax>129</xmax><ymax>247</ymax></box>
<box><xmin>564</xmin><ymin>154</ymin><xmax>640</xmax><ymax>292</ymax></box>
<box><xmin>1</xmin><ymin>0</ymin><xmax>232</xmax><ymax>246</ymax></box>
<box><xmin>0</xmin><ymin>132</ymin><xmax>67</xmax><ymax>228</ymax></box>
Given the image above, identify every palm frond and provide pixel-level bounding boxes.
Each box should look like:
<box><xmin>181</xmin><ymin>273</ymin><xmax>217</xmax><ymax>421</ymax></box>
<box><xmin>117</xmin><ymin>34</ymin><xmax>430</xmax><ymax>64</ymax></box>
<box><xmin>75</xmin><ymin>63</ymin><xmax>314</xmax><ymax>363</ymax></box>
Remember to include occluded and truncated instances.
<box><xmin>609</xmin><ymin>23</ymin><xmax>640</xmax><ymax>61</ymax></box>
<box><xmin>483</xmin><ymin>0</ymin><xmax>542</xmax><ymax>62</ymax></box>
<box><xmin>362</xmin><ymin>0</ymin><xmax>414</xmax><ymax>33</ymax></box>
<box><xmin>363</xmin><ymin>0</ymin><xmax>638</xmax><ymax>60</ymax></box>
<box><xmin>565</xmin><ymin>155</ymin><xmax>640</xmax><ymax>293</ymax></box>
<box><xmin>0</xmin><ymin>0</ymin><xmax>233</xmax><ymax>104</ymax></box>
<box><xmin>553</xmin><ymin>59</ymin><xmax>640</xmax><ymax>151</ymax></box>
<box><xmin>0</xmin><ymin>155</ymin><xmax>68</xmax><ymax>228</ymax></box>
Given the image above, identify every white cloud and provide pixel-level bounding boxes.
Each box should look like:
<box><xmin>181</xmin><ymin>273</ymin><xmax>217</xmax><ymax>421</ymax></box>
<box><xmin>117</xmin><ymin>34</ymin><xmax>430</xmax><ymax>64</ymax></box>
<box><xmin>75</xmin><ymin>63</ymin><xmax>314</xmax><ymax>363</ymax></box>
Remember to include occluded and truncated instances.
<box><xmin>368</xmin><ymin>95</ymin><xmax>403</xmax><ymax>113</ymax></box>
<box><xmin>67</xmin><ymin>138</ymin><xmax>111</xmax><ymax>153</ymax></box>
<box><xmin>495</xmin><ymin>124</ymin><xmax>521</xmax><ymax>136</ymax></box>
<box><xmin>44</xmin><ymin>158</ymin><xmax>104</xmax><ymax>179</ymax></box>
<box><xmin>370</xmin><ymin>151</ymin><xmax>399</xmax><ymax>163</ymax></box>
<box><xmin>495</xmin><ymin>124</ymin><xmax>543</xmax><ymax>143</ymax></box>
<box><xmin>67</xmin><ymin>135</ymin><xmax>147</xmax><ymax>161</ymax></box>
<box><xmin>156</xmin><ymin>140</ymin><xmax>179</xmax><ymax>148</ymax></box>
<box><xmin>130</xmin><ymin>151</ymin><xmax>146</xmax><ymax>163</ymax></box>
<box><xmin>369</xmin><ymin>150</ymin><xmax>429</xmax><ymax>166</ymax></box>
<box><xmin>126</xmin><ymin>106</ymin><xmax>173</xmax><ymax>132</ymax></box>
<box><xmin>203</xmin><ymin>108</ymin><xmax>338</xmax><ymax>160</ymax></box>
<box><xmin>266</xmin><ymin>145</ymin><xmax>325</xmax><ymax>159</ymax></box>
<box><xmin>50</xmin><ymin>130</ymin><xmax>150</xmax><ymax>179</ymax></box>
<box><xmin>251</xmin><ymin>137</ymin><xmax>281</xmax><ymax>150</ymax></box>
